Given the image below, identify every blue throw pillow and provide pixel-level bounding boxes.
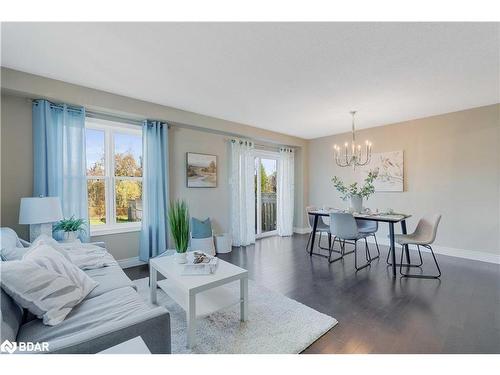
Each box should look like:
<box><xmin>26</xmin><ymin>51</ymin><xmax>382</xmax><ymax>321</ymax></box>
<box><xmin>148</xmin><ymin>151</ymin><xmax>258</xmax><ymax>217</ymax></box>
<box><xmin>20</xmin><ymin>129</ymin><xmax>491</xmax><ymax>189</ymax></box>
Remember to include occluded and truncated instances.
<box><xmin>191</xmin><ymin>217</ymin><xmax>212</xmax><ymax>239</ymax></box>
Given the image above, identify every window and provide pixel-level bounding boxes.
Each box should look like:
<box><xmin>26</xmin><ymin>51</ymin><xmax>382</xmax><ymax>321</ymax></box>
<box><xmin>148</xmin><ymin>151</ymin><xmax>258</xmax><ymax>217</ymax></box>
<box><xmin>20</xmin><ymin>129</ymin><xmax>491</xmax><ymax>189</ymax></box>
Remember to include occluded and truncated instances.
<box><xmin>85</xmin><ymin>118</ymin><xmax>143</xmax><ymax>235</ymax></box>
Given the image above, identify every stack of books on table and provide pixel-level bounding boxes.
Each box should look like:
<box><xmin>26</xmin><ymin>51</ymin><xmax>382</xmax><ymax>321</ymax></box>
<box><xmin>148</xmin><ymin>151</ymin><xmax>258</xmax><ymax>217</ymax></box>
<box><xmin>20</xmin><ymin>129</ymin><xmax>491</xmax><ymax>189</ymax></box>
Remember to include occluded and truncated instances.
<box><xmin>182</xmin><ymin>252</ymin><xmax>219</xmax><ymax>275</ymax></box>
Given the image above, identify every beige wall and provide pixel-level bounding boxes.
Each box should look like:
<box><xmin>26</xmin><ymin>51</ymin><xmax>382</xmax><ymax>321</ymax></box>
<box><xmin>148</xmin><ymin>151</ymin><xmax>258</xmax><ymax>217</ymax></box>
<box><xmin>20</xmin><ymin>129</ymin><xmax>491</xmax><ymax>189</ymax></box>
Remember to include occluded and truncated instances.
<box><xmin>308</xmin><ymin>104</ymin><xmax>500</xmax><ymax>255</ymax></box>
<box><xmin>1</xmin><ymin>68</ymin><xmax>309</xmax><ymax>260</ymax></box>
<box><xmin>0</xmin><ymin>94</ymin><xmax>33</xmax><ymax>241</ymax></box>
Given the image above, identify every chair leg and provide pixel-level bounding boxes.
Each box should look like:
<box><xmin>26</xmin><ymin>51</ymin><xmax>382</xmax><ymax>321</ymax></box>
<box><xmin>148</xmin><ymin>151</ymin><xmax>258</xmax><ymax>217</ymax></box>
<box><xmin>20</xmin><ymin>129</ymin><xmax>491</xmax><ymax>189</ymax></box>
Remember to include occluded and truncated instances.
<box><xmin>400</xmin><ymin>245</ymin><xmax>441</xmax><ymax>279</ymax></box>
<box><xmin>308</xmin><ymin>231</ymin><xmax>333</xmax><ymax>258</ymax></box>
<box><xmin>340</xmin><ymin>239</ymin><xmax>355</xmax><ymax>256</ymax></box>
<box><xmin>364</xmin><ymin>237</ymin><xmax>373</xmax><ymax>262</ymax></box>
<box><xmin>371</xmin><ymin>234</ymin><xmax>380</xmax><ymax>259</ymax></box>
<box><xmin>354</xmin><ymin>240</ymin><xmax>371</xmax><ymax>271</ymax></box>
<box><xmin>305</xmin><ymin>231</ymin><xmax>312</xmax><ymax>253</ymax></box>
<box><xmin>388</xmin><ymin>245</ymin><xmax>423</xmax><ymax>267</ymax></box>
<box><xmin>328</xmin><ymin>237</ymin><xmax>344</xmax><ymax>263</ymax></box>
<box><xmin>318</xmin><ymin>231</ymin><xmax>332</xmax><ymax>251</ymax></box>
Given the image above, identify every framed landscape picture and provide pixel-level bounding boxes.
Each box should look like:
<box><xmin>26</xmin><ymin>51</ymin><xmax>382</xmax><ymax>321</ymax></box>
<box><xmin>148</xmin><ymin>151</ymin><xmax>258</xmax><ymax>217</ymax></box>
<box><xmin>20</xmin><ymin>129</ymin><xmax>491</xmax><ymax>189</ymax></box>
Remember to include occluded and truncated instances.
<box><xmin>186</xmin><ymin>152</ymin><xmax>217</xmax><ymax>188</ymax></box>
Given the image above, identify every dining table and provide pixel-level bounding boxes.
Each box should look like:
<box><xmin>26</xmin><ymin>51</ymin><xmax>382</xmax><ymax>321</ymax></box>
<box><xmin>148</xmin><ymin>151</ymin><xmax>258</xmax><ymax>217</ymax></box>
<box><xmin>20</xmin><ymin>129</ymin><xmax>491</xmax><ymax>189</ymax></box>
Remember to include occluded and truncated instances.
<box><xmin>307</xmin><ymin>209</ymin><xmax>412</xmax><ymax>277</ymax></box>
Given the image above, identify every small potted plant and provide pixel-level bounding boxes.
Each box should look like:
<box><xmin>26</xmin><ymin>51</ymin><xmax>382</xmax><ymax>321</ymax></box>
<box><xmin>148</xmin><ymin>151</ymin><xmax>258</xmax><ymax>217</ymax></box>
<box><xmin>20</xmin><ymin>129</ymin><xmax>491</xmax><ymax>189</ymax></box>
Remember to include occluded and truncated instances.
<box><xmin>168</xmin><ymin>200</ymin><xmax>190</xmax><ymax>264</ymax></box>
<box><xmin>53</xmin><ymin>216</ymin><xmax>86</xmax><ymax>242</ymax></box>
<box><xmin>332</xmin><ymin>171</ymin><xmax>378</xmax><ymax>213</ymax></box>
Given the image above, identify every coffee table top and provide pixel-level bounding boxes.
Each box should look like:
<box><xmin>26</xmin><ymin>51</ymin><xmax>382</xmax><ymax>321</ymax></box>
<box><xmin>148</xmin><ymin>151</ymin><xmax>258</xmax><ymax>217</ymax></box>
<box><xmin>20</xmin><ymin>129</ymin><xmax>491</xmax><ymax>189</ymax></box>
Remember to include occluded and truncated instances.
<box><xmin>150</xmin><ymin>252</ymin><xmax>248</xmax><ymax>293</ymax></box>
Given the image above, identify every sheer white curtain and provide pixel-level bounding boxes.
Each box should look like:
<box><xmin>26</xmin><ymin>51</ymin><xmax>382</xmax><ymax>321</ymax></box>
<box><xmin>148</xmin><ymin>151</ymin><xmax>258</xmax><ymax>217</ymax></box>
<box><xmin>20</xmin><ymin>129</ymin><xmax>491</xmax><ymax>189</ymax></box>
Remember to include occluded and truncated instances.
<box><xmin>229</xmin><ymin>139</ymin><xmax>256</xmax><ymax>246</ymax></box>
<box><xmin>277</xmin><ymin>147</ymin><xmax>295</xmax><ymax>236</ymax></box>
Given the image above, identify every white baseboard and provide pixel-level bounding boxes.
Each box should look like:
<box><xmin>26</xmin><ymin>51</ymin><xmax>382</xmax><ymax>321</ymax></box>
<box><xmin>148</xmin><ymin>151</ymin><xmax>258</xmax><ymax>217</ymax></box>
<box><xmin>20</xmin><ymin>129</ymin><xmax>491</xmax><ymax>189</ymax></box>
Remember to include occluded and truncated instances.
<box><xmin>293</xmin><ymin>227</ymin><xmax>311</xmax><ymax>234</ymax></box>
<box><xmin>365</xmin><ymin>237</ymin><xmax>500</xmax><ymax>265</ymax></box>
<box><xmin>117</xmin><ymin>256</ymin><xmax>147</xmax><ymax>269</ymax></box>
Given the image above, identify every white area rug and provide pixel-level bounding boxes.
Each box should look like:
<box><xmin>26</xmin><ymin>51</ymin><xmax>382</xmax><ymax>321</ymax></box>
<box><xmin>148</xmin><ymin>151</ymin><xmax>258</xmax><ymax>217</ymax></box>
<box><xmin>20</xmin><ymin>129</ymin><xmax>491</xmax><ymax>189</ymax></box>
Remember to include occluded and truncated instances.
<box><xmin>133</xmin><ymin>277</ymin><xmax>337</xmax><ymax>354</ymax></box>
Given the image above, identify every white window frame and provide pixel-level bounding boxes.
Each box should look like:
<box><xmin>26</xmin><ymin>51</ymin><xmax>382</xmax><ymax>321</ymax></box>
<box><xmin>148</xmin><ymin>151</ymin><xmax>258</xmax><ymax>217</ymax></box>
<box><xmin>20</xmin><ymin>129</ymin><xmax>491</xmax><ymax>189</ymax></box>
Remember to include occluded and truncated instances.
<box><xmin>85</xmin><ymin>117</ymin><xmax>143</xmax><ymax>236</ymax></box>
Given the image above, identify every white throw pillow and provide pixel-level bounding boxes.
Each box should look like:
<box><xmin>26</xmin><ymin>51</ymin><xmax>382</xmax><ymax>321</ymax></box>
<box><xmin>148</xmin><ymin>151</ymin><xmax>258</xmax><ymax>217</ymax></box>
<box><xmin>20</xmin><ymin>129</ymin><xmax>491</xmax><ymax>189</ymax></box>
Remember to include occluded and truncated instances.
<box><xmin>30</xmin><ymin>235</ymin><xmax>111</xmax><ymax>270</ymax></box>
<box><xmin>31</xmin><ymin>234</ymin><xmax>73</xmax><ymax>262</ymax></box>
<box><xmin>1</xmin><ymin>260</ymin><xmax>90</xmax><ymax>325</ymax></box>
<box><xmin>23</xmin><ymin>243</ymin><xmax>98</xmax><ymax>298</ymax></box>
<box><xmin>65</xmin><ymin>246</ymin><xmax>110</xmax><ymax>270</ymax></box>
<box><xmin>0</xmin><ymin>246</ymin><xmax>29</xmax><ymax>261</ymax></box>
<box><xmin>0</xmin><ymin>227</ymin><xmax>28</xmax><ymax>261</ymax></box>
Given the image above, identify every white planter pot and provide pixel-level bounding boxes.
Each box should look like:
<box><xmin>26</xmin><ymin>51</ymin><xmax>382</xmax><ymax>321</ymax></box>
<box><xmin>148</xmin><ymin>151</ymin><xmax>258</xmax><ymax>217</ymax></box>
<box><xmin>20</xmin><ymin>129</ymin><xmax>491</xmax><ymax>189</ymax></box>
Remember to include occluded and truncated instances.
<box><xmin>175</xmin><ymin>252</ymin><xmax>187</xmax><ymax>264</ymax></box>
<box><xmin>350</xmin><ymin>195</ymin><xmax>363</xmax><ymax>213</ymax></box>
<box><xmin>63</xmin><ymin>231</ymin><xmax>79</xmax><ymax>243</ymax></box>
<box><xmin>215</xmin><ymin>233</ymin><xmax>232</xmax><ymax>254</ymax></box>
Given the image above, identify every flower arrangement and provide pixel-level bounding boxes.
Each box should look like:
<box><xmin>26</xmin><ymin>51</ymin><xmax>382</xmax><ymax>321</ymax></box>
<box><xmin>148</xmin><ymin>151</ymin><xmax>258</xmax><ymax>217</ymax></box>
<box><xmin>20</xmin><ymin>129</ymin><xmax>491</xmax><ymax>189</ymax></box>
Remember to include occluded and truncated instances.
<box><xmin>168</xmin><ymin>200</ymin><xmax>190</xmax><ymax>254</ymax></box>
<box><xmin>331</xmin><ymin>171</ymin><xmax>378</xmax><ymax>201</ymax></box>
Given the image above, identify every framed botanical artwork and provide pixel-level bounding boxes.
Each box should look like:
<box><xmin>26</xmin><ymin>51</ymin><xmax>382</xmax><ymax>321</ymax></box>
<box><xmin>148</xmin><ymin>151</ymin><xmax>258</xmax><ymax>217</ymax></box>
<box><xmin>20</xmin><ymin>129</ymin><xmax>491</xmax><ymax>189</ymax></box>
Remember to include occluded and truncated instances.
<box><xmin>360</xmin><ymin>151</ymin><xmax>404</xmax><ymax>192</ymax></box>
<box><xmin>186</xmin><ymin>152</ymin><xmax>217</xmax><ymax>188</ymax></box>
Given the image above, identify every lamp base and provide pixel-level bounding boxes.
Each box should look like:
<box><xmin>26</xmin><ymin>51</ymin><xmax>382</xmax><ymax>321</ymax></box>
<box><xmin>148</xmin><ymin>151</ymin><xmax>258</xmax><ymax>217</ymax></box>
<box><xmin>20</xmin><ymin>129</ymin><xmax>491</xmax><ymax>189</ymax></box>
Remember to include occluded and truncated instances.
<box><xmin>29</xmin><ymin>223</ymin><xmax>53</xmax><ymax>243</ymax></box>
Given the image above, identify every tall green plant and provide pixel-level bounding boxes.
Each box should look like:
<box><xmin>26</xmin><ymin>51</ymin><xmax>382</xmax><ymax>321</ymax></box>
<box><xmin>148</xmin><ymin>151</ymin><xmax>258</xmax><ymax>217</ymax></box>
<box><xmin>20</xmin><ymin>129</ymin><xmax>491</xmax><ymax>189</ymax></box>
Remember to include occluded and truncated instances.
<box><xmin>168</xmin><ymin>200</ymin><xmax>190</xmax><ymax>253</ymax></box>
<box><xmin>332</xmin><ymin>171</ymin><xmax>378</xmax><ymax>200</ymax></box>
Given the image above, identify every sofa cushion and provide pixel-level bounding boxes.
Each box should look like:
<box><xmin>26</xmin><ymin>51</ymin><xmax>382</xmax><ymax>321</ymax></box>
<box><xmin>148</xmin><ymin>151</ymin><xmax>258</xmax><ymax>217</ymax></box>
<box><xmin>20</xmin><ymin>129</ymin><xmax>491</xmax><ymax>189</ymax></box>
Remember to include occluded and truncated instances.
<box><xmin>17</xmin><ymin>286</ymin><xmax>151</xmax><ymax>345</ymax></box>
<box><xmin>85</xmin><ymin>265</ymin><xmax>135</xmax><ymax>299</ymax></box>
<box><xmin>0</xmin><ymin>287</ymin><xmax>23</xmax><ymax>342</ymax></box>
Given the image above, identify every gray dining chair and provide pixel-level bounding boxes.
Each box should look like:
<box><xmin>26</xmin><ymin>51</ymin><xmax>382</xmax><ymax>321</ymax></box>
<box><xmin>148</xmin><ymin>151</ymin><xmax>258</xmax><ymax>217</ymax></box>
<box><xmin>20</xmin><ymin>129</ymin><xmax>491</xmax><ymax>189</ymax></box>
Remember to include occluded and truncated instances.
<box><xmin>394</xmin><ymin>214</ymin><xmax>442</xmax><ymax>279</ymax></box>
<box><xmin>329</xmin><ymin>212</ymin><xmax>372</xmax><ymax>270</ymax></box>
<box><xmin>305</xmin><ymin>206</ymin><xmax>332</xmax><ymax>253</ymax></box>
<box><xmin>356</xmin><ymin>219</ymin><xmax>380</xmax><ymax>259</ymax></box>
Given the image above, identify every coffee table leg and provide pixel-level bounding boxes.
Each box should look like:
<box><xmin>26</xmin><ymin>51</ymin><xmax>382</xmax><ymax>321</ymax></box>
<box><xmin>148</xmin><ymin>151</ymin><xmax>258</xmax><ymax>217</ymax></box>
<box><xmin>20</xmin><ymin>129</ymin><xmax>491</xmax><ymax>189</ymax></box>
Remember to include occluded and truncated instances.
<box><xmin>187</xmin><ymin>292</ymin><xmax>196</xmax><ymax>348</ymax></box>
<box><xmin>240</xmin><ymin>277</ymin><xmax>248</xmax><ymax>322</ymax></box>
<box><xmin>149</xmin><ymin>263</ymin><xmax>157</xmax><ymax>304</ymax></box>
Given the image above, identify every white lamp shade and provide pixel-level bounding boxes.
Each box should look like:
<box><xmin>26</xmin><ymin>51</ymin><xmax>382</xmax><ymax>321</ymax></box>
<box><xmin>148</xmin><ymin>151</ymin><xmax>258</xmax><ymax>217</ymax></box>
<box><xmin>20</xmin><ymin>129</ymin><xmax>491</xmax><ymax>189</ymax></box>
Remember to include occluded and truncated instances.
<box><xmin>19</xmin><ymin>197</ymin><xmax>63</xmax><ymax>224</ymax></box>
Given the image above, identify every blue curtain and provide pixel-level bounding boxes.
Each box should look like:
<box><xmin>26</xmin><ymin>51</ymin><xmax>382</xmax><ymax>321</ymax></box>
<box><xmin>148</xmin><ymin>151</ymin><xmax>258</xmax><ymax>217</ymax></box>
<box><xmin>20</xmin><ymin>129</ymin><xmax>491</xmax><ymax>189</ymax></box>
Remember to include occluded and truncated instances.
<box><xmin>139</xmin><ymin>120</ymin><xmax>169</xmax><ymax>261</ymax></box>
<box><xmin>32</xmin><ymin>100</ymin><xmax>89</xmax><ymax>241</ymax></box>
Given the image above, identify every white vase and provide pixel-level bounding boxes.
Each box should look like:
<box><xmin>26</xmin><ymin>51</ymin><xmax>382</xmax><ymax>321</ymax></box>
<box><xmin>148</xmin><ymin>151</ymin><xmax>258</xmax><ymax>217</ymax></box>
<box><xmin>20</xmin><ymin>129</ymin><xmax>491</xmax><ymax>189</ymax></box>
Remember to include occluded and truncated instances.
<box><xmin>63</xmin><ymin>231</ymin><xmax>78</xmax><ymax>243</ymax></box>
<box><xmin>175</xmin><ymin>252</ymin><xmax>187</xmax><ymax>264</ymax></box>
<box><xmin>350</xmin><ymin>195</ymin><xmax>363</xmax><ymax>213</ymax></box>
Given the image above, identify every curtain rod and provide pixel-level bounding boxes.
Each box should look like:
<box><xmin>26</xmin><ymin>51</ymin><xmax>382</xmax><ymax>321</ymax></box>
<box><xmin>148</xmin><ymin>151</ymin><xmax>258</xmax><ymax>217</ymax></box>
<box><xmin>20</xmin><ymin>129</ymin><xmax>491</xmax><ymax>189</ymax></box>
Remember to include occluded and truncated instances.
<box><xmin>29</xmin><ymin>99</ymin><xmax>298</xmax><ymax>150</ymax></box>
<box><xmin>87</xmin><ymin>109</ymin><xmax>297</xmax><ymax>150</ymax></box>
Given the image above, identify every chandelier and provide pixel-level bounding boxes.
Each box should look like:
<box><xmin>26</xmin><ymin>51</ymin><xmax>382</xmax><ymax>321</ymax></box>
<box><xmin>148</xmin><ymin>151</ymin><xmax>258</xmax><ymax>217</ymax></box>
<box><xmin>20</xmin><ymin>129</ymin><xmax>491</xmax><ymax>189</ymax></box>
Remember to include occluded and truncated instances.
<box><xmin>334</xmin><ymin>111</ymin><xmax>372</xmax><ymax>168</ymax></box>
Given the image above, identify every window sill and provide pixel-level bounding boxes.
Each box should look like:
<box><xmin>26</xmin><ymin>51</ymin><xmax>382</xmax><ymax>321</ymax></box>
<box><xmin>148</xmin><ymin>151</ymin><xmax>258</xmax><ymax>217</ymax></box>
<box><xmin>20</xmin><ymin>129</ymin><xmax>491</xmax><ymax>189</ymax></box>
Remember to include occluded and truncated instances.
<box><xmin>90</xmin><ymin>225</ymin><xmax>141</xmax><ymax>237</ymax></box>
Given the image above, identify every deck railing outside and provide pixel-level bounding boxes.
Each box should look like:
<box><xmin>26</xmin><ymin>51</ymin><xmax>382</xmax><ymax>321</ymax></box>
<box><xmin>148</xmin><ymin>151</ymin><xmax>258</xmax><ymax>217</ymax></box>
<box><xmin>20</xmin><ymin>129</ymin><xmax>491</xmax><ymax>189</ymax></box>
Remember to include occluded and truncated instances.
<box><xmin>261</xmin><ymin>192</ymin><xmax>277</xmax><ymax>232</ymax></box>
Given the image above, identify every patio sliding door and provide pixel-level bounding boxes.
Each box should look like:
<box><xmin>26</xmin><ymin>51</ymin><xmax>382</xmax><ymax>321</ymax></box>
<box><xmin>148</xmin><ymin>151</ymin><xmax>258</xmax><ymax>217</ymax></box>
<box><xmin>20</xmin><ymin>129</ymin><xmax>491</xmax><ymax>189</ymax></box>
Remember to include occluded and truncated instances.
<box><xmin>254</xmin><ymin>151</ymin><xmax>279</xmax><ymax>238</ymax></box>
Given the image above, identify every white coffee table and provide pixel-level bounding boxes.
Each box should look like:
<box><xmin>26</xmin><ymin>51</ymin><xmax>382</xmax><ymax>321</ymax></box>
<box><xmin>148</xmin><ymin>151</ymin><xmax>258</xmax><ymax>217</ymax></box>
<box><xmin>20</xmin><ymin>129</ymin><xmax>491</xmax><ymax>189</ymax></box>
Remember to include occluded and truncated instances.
<box><xmin>149</xmin><ymin>253</ymin><xmax>248</xmax><ymax>348</ymax></box>
<box><xmin>99</xmin><ymin>337</ymin><xmax>151</xmax><ymax>354</ymax></box>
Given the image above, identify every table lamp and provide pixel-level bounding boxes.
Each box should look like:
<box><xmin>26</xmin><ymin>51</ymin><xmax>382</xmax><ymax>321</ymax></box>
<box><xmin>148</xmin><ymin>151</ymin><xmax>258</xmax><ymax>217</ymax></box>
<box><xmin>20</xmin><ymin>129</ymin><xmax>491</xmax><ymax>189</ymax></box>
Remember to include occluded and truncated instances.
<box><xmin>19</xmin><ymin>196</ymin><xmax>63</xmax><ymax>242</ymax></box>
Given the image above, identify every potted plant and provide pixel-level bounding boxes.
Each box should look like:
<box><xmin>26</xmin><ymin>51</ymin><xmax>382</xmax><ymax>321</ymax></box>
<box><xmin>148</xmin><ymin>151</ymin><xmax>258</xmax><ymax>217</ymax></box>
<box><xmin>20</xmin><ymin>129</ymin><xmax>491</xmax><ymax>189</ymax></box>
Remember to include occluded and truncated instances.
<box><xmin>332</xmin><ymin>171</ymin><xmax>378</xmax><ymax>213</ymax></box>
<box><xmin>53</xmin><ymin>216</ymin><xmax>86</xmax><ymax>242</ymax></box>
<box><xmin>168</xmin><ymin>200</ymin><xmax>190</xmax><ymax>264</ymax></box>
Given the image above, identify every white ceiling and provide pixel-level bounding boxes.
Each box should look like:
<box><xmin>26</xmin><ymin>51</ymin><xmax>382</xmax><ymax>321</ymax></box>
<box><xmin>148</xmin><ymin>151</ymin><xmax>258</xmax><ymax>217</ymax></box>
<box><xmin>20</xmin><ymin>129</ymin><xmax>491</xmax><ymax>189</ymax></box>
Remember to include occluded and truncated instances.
<box><xmin>1</xmin><ymin>22</ymin><xmax>499</xmax><ymax>139</ymax></box>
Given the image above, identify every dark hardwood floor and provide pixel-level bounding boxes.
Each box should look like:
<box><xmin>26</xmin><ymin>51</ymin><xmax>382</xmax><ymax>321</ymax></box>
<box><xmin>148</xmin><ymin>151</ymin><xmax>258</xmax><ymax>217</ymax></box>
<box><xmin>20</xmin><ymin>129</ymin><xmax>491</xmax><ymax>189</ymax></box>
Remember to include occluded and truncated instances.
<box><xmin>124</xmin><ymin>234</ymin><xmax>500</xmax><ymax>354</ymax></box>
